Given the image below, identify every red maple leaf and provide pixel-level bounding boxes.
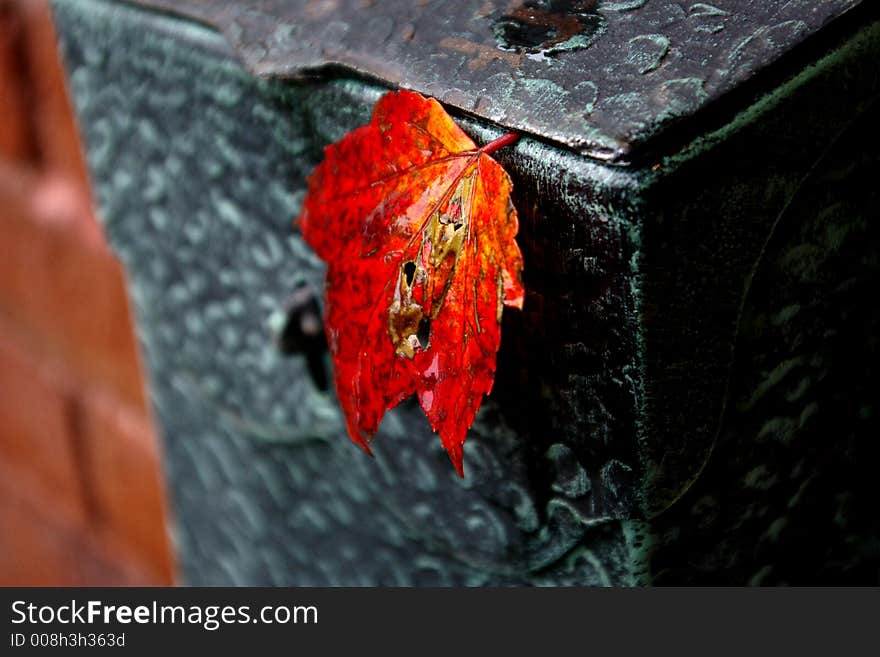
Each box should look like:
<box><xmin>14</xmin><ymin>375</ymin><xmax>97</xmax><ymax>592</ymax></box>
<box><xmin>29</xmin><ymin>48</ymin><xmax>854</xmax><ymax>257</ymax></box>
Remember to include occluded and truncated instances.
<box><xmin>298</xmin><ymin>90</ymin><xmax>524</xmax><ymax>475</ymax></box>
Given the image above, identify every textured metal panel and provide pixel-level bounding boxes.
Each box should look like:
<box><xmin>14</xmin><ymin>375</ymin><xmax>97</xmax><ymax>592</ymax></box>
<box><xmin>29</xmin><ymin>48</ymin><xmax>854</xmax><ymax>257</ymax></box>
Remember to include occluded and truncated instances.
<box><xmin>123</xmin><ymin>0</ymin><xmax>864</xmax><ymax>161</ymax></box>
<box><xmin>53</xmin><ymin>0</ymin><xmax>880</xmax><ymax>585</ymax></box>
<box><xmin>54</xmin><ymin>0</ymin><xmax>650</xmax><ymax>585</ymax></box>
<box><xmin>650</xmin><ymin>97</ymin><xmax>880</xmax><ymax>584</ymax></box>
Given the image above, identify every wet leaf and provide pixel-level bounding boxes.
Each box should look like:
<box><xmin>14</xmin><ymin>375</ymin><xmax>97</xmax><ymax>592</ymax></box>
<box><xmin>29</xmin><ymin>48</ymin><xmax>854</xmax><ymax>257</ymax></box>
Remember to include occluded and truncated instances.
<box><xmin>299</xmin><ymin>90</ymin><xmax>524</xmax><ymax>475</ymax></box>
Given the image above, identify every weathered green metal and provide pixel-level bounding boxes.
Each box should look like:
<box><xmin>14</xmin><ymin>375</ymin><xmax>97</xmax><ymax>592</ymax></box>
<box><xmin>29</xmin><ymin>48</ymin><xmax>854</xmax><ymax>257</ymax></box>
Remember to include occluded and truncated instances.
<box><xmin>52</xmin><ymin>0</ymin><xmax>879</xmax><ymax>584</ymax></box>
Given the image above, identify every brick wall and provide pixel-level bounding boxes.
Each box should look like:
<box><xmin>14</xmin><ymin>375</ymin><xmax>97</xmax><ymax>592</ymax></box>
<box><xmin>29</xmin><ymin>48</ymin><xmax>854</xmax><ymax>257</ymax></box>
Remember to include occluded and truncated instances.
<box><xmin>0</xmin><ymin>0</ymin><xmax>175</xmax><ymax>585</ymax></box>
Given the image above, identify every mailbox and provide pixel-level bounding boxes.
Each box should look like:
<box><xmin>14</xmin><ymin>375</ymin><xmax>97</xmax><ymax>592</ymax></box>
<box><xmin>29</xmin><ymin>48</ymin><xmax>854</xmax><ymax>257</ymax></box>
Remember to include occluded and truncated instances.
<box><xmin>53</xmin><ymin>0</ymin><xmax>879</xmax><ymax>584</ymax></box>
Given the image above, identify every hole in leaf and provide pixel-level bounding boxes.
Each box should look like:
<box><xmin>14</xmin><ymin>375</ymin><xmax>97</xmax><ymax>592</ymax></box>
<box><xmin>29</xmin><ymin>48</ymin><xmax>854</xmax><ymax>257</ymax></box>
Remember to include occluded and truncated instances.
<box><xmin>403</xmin><ymin>261</ymin><xmax>416</xmax><ymax>286</ymax></box>
<box><xmin>417</xmin><ymin>317</ymin><xmax>431</xmax><ymax>349</ymax></box>
<box><xmin>276</xmin><ymin>283</ymin><xmax>329</xmax><ymax>391</ymax></box>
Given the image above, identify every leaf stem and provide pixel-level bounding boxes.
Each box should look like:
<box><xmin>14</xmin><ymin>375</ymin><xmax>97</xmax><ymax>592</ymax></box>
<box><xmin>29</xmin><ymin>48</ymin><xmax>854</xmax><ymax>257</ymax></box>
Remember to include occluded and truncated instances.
<box><xmin>480</xmin><ymin>132</ymin><xmax>519</xmax><ymax>155</ymax></box>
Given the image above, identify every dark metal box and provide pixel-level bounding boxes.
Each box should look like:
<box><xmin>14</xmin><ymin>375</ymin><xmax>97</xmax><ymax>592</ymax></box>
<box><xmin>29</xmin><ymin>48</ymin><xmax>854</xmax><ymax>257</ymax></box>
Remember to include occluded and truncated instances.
<box><xmin>53</xmin><ymin>0</ymin><xmax>879</xmax><ymax>584</ymax></box>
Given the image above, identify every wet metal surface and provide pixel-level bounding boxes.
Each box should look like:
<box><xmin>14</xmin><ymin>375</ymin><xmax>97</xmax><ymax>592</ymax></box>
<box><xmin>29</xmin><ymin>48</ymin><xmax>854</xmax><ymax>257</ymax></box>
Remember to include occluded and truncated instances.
<box><xmin>124</xmin><ymin>0</ymin><xmax>863</xmax><ymax>161</ymax></box>
<box><xmin>54</xmin><ymin>0</ymin><xmax>880</xmax><ymax>585</ymax></box>
<box><xmin>492</xmin><ymin>0</ymin><xmax>606</xmax><ymax>54</ymax></box>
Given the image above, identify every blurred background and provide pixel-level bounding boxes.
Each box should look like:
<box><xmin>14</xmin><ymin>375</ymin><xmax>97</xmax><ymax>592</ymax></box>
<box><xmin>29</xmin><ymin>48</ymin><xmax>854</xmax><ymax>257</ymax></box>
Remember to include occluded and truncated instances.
<box><xmin>0</xmin><ymin>0</ymin><xmax>174</xmax><ymax>585</ymax></box>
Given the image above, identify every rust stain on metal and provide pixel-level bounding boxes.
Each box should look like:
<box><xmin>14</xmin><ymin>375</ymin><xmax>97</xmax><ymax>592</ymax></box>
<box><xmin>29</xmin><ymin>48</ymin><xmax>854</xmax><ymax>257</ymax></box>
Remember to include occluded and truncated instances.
<box><xmin>439</xmin><ymin>37</ymin><xmax>524</xmax><ymax>71</ymax></box>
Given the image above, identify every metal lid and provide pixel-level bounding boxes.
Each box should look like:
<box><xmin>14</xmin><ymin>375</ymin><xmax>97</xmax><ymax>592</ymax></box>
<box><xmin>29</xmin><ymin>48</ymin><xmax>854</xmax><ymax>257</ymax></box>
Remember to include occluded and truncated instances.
<box><xmin>127</xmin><ymin>0</ymin><xmax>864</xmax><ymax>161</ymax></box>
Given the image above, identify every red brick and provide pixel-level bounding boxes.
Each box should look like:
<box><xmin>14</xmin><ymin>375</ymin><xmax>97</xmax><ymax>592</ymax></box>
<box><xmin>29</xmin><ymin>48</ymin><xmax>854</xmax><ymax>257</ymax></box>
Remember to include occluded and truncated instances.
<box><xmin>80</xmin><ymin>387</ymin><xmax>176</xmax><ymax>584</ymax></box>
<box><xmin>0</xmin><ymin>325</ymin><xmax>89</xmax><ymax>528</ymax></box>
<box><xmin>0</xmin><ymin>483</ymin><xmax>160</xmax><ymax>586</ymax></box>
<box><xmin>0</xmin><ymin>320</ymin><xmax>175</xmax><ymax>584</ymax></box>
<box><xmin>0</xmin><ymin>0</ymin><xmax>173</xmax><ymax>588</ymax></box>
<box><xmin>19</xmin><ymin>0</ymin><xmax>93</xmax><ymax>193</ymax></box>
<box><xmin>0</xmin><ymin>3</ymin><xmax>37</xmax><ymax>162</ymax></box>
<box><xmin>0</xmin><ymin>173</ymin><xmax>149</xmax><ymax>410</ymax></box>
<box><xmin>0</xmin><ymin>0</ymin><xmax>145</xmax><ymax>407</ymax></box>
